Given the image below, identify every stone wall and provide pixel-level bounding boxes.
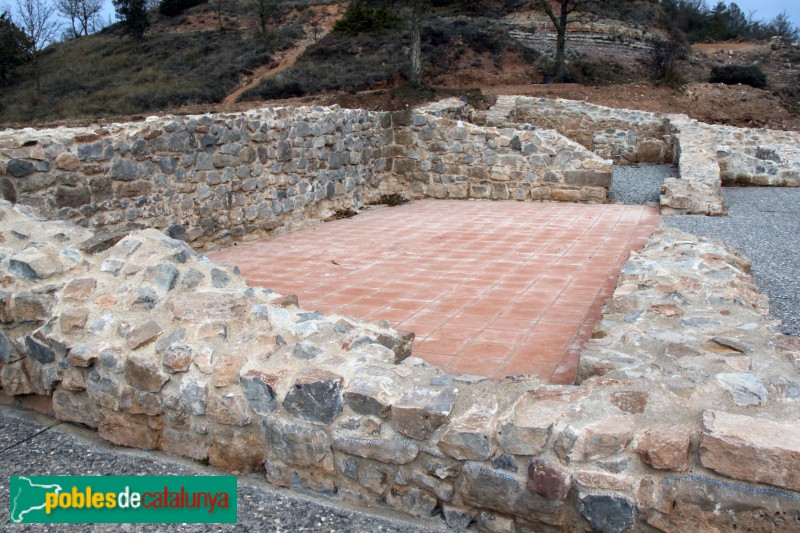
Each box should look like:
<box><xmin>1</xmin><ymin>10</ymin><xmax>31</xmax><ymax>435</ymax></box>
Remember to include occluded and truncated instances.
<box><xmin>484</xmin><ymin>96</ymin><xmax>675</xmax><ymax>166</ymax></box>
<box><xmin>2</xmin><ymin>201</ymin><xmax>800</xmax><ymax>531</ymax></box>
<box><xmin>392</xmin><ymin>113</ymin><xmax>612</xmax><ymax>204</ymax></box>
<box><xmin>0</xmin><ymin>105</ymin><xmax>616</xmax><ymax>251</ymax></box>
<box><xmin>717</xmin><ymin>128</ymin><xmax>800</xmax><ymax>187</ymax></box>
<box><xmin>472</xmin><ymin>96</ymin><xmax>800</xmax><ymax>215</ymax></box>
<box><xmin>0</xmin><ymin>107</ymin><xmax>400</xmax><ymax>251</ymax></box>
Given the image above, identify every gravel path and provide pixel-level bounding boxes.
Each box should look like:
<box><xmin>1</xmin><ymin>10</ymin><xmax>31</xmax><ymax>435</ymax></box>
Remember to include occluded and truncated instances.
<box><xmin>609</xmin><ymin>164</ymin><xmax>676</xmax><ymax>205</ymax></box>
<box><xmin>664</xmin><ymin>187</ymin><xmax>800</xmax><ymax>336</ymax></box>
<box><xmin>0</xmin><ymin>408</ymin><xmax>444</xmax><ymax>532</ymax></box>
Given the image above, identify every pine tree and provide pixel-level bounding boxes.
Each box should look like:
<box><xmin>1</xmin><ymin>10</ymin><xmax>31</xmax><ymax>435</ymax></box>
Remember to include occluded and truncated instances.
<box><xmin>113</xmin><ymin>0</ymin><xmax>149</xmax><ymax>40</ymax></box>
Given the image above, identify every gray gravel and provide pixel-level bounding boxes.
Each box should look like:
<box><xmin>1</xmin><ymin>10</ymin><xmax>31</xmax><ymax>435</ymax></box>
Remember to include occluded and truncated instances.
<box><xmin>0</xmin><ymin>407</ymin><xmax>445</xmax><ymax>532</ymax></box>
<box><xmin>609</xmin><ymin>164</ymin><xmax>676</xmax><ymax>205</ymax></box>
<box><xmin>664</xmin><ymin>187</ymin><xmax>800</xmax><ymax>336</ymax></box>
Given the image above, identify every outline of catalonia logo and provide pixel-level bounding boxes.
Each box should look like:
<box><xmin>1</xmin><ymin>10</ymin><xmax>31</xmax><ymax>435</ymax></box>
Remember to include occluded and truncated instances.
<box><xmin>9</xmin><ymin>476</ymin><xmax>237</xmax><ymax>524</ymax></box>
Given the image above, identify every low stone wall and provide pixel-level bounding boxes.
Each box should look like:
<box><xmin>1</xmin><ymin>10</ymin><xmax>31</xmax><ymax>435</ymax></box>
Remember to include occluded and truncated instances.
<box><xmin>0</xmin><ymin>105</ymin><xmax>619</xmax><ymax>252</ymax></box>
<box><xmin>472</xmin><ymin>96</ymin><xmax>800</xmax><ymax>215</ymax></box>
<box><xmin>716</xmin><ymin>127</ymin><xmax>800</xmax><ymax>187</ymax></box>
<box><xmin>2</xmin><ymin>201</ymin><xmax>800</xmax><ymax>531</ymax></box>
<box><xmin>484</xmin><ymin>96</ymin><xmax>675</xmax><ymax>166</ymax></box>
<box><xmin>659</xmin><ymin>117</ymin><xmax>725</xmax><ymax>216</ymax></box>
<box><xmin>0</xmin><ymin>107</ymin><xmax>400</xmax><ymax>250</ymax></box>
<box><xmin>392</xmin><ymin>113</ymin><xmax>612</xmax><ymax>203</ymax></box>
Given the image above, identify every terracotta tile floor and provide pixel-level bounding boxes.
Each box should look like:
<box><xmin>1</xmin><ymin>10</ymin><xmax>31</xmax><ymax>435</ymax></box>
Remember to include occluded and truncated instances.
<box><xmin>209</xmin><ymin>200</ymin><xmax>660</xmax><ymax>384</ymax></box>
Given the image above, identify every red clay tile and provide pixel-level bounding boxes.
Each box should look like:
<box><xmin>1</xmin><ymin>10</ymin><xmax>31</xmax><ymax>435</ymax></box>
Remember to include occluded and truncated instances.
<box><xmin>208</xmin><ymin>200</ymin><xmax>660</xmax><ymax>384</ymax></box>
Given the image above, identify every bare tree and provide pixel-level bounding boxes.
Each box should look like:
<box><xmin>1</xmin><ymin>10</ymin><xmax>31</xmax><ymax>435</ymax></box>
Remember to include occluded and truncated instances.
<box><xmin>15</xmin><ymin>0</ymin><xmax>60</xmax><ymax>91</ymax></box>
<box><xmin>539</xmin><ymin>0</ymin><xmax>588</xmax><ymax>82</ymax></box>
<box><xmin>409</xmin><ymin>0</ymin><xmax>426</xmax><ymax>86</ymax></box>
<box><xmin>245</xmin><ymin>0</ymin><xmax>281</xmax><ymax>36</ymax></box>
<box><xmin>210</xmin><ymin>0</ymin><xmax>232</xmax><ymax>32</ymax></box>
<box><xmin>56</xmin><ymin>0</ymin><xmax>102</xmax><ymax>38</ymax></box>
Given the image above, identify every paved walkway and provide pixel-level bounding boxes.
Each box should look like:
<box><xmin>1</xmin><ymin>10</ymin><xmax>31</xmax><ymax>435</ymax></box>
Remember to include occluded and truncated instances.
<box><xmin>210</xmin><ymin>200</ymin><xmax>660</xmax><ymax>383</ymax></box>
<box><xmin>0</xmin><ymin>407</ymin><xmax>442</xmax><ymax>532</ymax></box>
<box><xmin>665</xmin><ymin>187</ymin><xmax>800</xmax><ymax>336</ymax></box>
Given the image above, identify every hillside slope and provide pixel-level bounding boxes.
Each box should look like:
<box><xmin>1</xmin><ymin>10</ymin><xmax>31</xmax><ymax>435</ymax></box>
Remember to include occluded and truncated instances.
<box><xmin>1</xmin><ymin>0</ymin><xmax>798</xmax><ymax>130</ymax></box>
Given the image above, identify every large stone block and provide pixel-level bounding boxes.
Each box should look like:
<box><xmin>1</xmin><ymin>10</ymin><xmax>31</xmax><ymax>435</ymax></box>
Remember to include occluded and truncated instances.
<box><xmin>458</xmin><ymin>465</ymin><xmax>567</xmax><ymax>525</ymax></box>
<box><xmin>179</xmin><ymin>379</ymin><xmax>207</xmax><ymax>415</ymax></box>
<box><xmin>563</xmin><ymin>170</ymin><xmax>612</xmax><ymax>188</ymax></box>
<box><xmin>438</xmin><ymin>402</ymin><xmax>497</xmax><ymax>461</ymax></box>
<box><xmin>161</xmin><ymin>427</ymin><xmax>208</xmax><ymax>461</ymax></box>
<box><xmin>344</xmin><ymin>374</ymin><xmax>394</xmax><ymax>418</ymax></box>
<box><xmin>12</xmin><ymin>292</ymin><xmax>55</xmax><ymax>325</ymax></box>
<box><xmin>53</xmin><ymin>389</ymin><xmax>100</xmax><ymax>427</ymax></box>
<box><xmin>240</xmin><ymin>369</ymin><xmax>279</xmax><ymax>416</ymax></box>
<box><xmin>648</xmin><ymin>474</ymin><xmax>800</xmax><ymax>532</ymax></box>
<box><xmin>263</xmin><ymin>416</ymin><xmax>331</xmax><ymax>467</ymax></box>
<box><xmin>498</xmin><ymin>389</ymin><xmax>584</xmax><ymax>455</ymax></box>
<box><xmin>555</xmin><ymin>415</ymin><xmax>635</xmax><ymax>463</ymax></box>
<box><xmin>125</xmin><ymin>353</ymin><xmax>169</xmax><ymax>392</ymax></box>
<box><xmin>331</xmin><ymin>432</ymin><xmax>419</xmax><ymax>464</ymax></box>
<box><xmin>635</xmin><ymin>425</ymin><xmax>691</xmax><ymax>471</ymax></box>
<box><xmin>208</xmin><ymin>427</ymin><xmax>266</xmax><ymax>472</ymax></box>
<box><xmin>527</xmin><ymin>459</ymin><xmax>572</xmax><ymax>501</ymax></box>
<box><xmin>0</xmin><ymin>361</ymin><xmax>33</xmax><ymax>395</ymax></box>
<box><xmin>391</xmin><ymin>387</ymin><xmax>457</xmax><ymax>440</ymax></box>
<box><xmin>55</xmin><ymin>186</ymin><xmax>91</xmax><ymax>208</ymax></box>
<box><xmin>208</xmin><ymin>391</ymin><xmax>252</xmax><ymax>426</ymax></box>
<box><xmin>60</xmin><ymin>307</ymin><xmax>89</xmax><ymax>333</ymax></box>
<box><xmin>212</xmin><ymin>352</ymin><xmax>246</xmax><ymax>387</ymax></box>
<box><xmin>124</xmin><ymin>320</ymin><xmax>163</xmax><ymax>350</ymax></box>
<box><xmin>385</xmin><ymin>485</ymin><xmax>437</xmax><ymax>518</ymax></box>
<box><xmin>578</xmin><ymin>493</ymin><xmax>636</xmax><ymax>533</ymax></box>
<box><xmin>700</xmin><ymin>410</ymin><xmax>800</xmax><ymax>491</ymax></box>
<box><xmin>283</xmin><ymin>370</ymin><xmax>344</xmax><ymax>425</ymax></box>
<box><xmin>63</xmin><ymin>278</ymin><xmax>97</xmax><ymax>301</ymax></box>
<box><xmin>98</xmin><ymin>410</ymin><xmax>162</xmax><ymax>449</ymax></box>
<box><xmin>9</xmin><ymin>244</ymin><xmax>63</xmax><ymax>280</ymax></box>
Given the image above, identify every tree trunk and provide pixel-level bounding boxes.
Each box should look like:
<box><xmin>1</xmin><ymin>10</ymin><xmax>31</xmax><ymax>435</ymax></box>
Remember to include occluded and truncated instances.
<box><xmin>410</xmin><ymin>0</ymin><xmax>422</xmax><ymax>86</ymax></box>
<box><xmin>555</xmin><ymin>0</ymin><xmax>569</xmax><ymax>82</ymax></box>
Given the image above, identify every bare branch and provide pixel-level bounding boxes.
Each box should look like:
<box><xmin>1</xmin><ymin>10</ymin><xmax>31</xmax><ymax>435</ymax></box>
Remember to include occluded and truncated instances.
<box><xmin>15</xmin><ymin>0</ymin><xmax>60</xmax><ymax>54</ymax></box>
<box><xmin>538</xmin><ymin>0</ymin><xmax>559</xmax><ymax>28</ymax></box>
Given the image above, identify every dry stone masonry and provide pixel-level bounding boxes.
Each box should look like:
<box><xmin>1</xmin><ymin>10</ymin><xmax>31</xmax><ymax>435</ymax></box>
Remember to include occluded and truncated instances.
<box><xmin>1</xmin><ymin>98</ymin><xmax>800</xmax><ymax>531</ymax></box>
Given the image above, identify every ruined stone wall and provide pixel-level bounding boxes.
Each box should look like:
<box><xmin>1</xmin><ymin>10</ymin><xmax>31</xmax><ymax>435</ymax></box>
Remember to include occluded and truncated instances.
<box><xmin>391</xmin><ymin>113</ymin><xmax>612</xmax><ymax>204</ymax></box>
<box><xmin>716</xmin><ymin>127</ymin><xmax>800</xmax><ymax>187</ymax></box>
<box><xmin>0</xmin><ymin>107</ymin><xmax>400</xmax><ymax>251</ymax></box>
<box><xmin>0</xmin><ymin>105</ymin><xmax>619</xmax><ymax>253</ymax></box>
<box><xmin>485</xmin><ymin>96</ymin><xmax>675</xmax><ymax>166</ymax></box>
<box><xmin>2</xmin><ymin>202</ymin><xmax>800</xmax><ymax>531</ymax></box>
<box><xmin>473</xmin><ymin>96</ymin><xmax>799</xmax><ymax>216</ymax></box>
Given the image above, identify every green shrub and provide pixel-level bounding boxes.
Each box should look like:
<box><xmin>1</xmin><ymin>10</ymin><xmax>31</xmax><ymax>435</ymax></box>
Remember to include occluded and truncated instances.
<box><xmin>710</xmin><ymin>65</ymin><xmax>767</xmax><ymax>89</ymax></box>
<box><xmin>333</xmin><ymin>1</ymin><xmax>403</xmax><ymax>36</ymax></box>
<box><xmin>158</xmin><ymin>0</ymin><xmax>204</xmax><ymax>17</ymax></box>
